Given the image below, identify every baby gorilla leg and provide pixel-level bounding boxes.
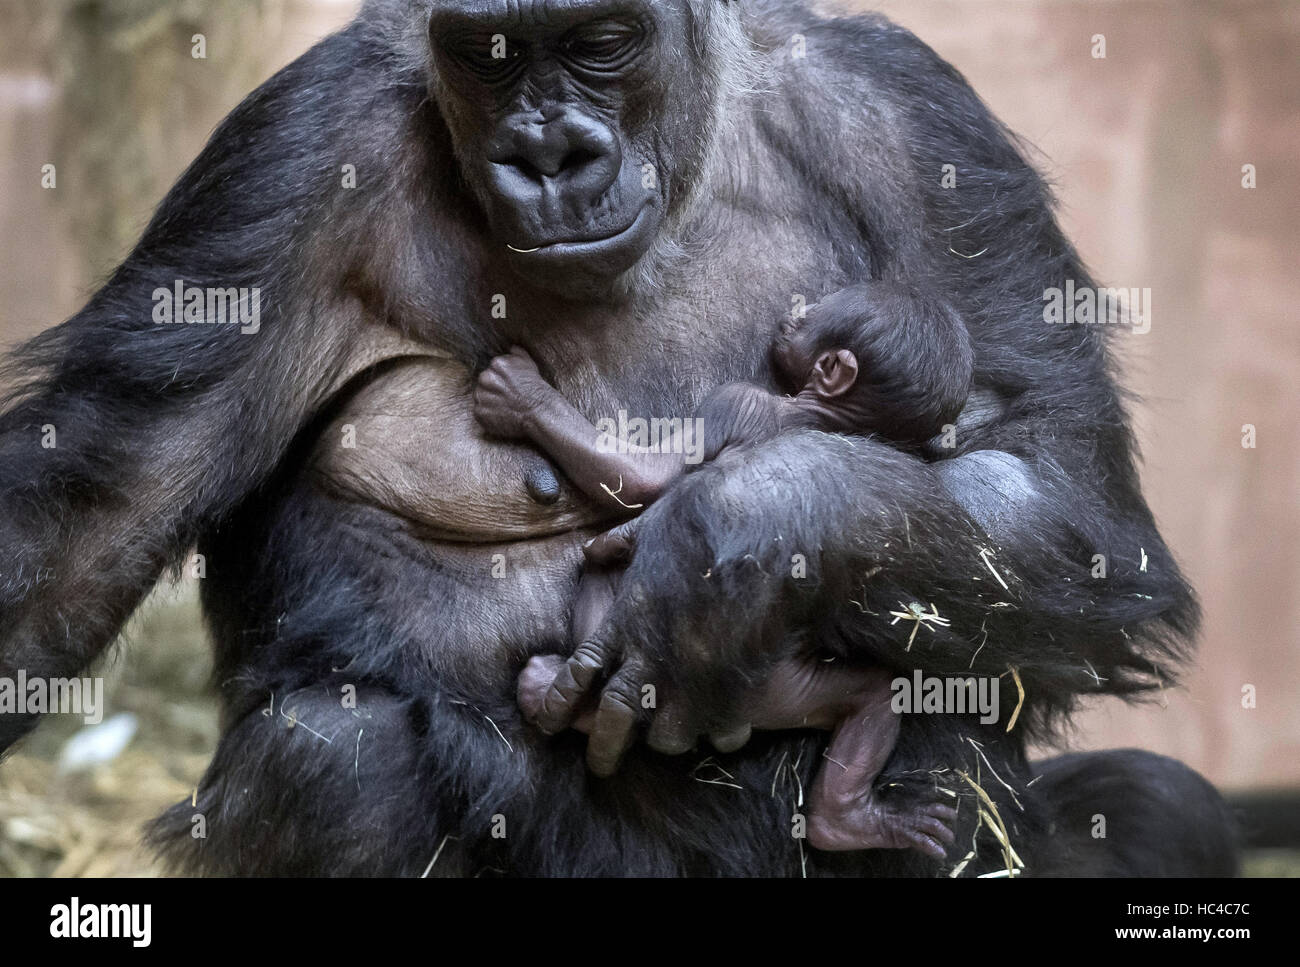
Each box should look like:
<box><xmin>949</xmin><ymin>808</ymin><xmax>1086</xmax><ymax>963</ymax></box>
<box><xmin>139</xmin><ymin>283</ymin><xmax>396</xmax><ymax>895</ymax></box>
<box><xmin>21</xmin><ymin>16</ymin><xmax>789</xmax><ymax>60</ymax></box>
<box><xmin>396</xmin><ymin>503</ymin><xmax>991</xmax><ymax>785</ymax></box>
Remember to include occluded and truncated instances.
<box><xmin>517</xmin><ymin>561</ymin><xmax>622</xmax><ymax>733</ymax></box>
<box><xmin>745</xmin><ymin>662</ymin><xmax>957</xmax><ymax>858</ymax></box>
<box><xmin>570</xmin><ymin>562</ymin><xmax>622</xmax><ymax>646</ymax></box>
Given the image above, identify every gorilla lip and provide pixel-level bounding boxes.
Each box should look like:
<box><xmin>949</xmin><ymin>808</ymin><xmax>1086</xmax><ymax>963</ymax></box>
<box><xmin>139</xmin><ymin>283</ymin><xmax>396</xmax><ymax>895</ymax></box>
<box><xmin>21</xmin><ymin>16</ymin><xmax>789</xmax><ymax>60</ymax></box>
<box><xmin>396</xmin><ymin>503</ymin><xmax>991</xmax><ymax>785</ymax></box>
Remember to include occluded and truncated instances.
<box><xmin>505</xmin><ymin>203</ymin><xmax>654</xmax><ymax>259</ymax></box>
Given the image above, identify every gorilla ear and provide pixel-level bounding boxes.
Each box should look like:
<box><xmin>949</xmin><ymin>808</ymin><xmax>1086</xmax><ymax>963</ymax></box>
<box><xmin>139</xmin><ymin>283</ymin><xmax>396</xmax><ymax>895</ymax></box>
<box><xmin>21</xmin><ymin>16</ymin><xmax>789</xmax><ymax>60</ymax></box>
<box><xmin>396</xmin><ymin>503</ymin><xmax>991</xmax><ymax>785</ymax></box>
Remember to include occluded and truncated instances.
<box><xmin>812</xmin><ymin>349</ymin><xmax>859</xmax><ymax>399</ymax></box>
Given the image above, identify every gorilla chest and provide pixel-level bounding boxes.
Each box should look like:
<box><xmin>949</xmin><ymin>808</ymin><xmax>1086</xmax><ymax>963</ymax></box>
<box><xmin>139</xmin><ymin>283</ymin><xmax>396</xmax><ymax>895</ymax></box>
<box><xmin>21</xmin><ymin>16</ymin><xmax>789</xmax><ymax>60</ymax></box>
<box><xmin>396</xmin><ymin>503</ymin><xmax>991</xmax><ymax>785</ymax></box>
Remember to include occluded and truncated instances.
<box><xmin>317</xmin><ymin>204</ymin><xmax>855</xmax><ymax>543</ymax></box>
<box><xmin>535</xmin><ymin>219</ymin><xmax>857</xmax><ymax>415</ymax></box>
<box><xmin>312</xmin><ymin>206</ymin><xmax>861</xmax><ymax>679</ymax></box>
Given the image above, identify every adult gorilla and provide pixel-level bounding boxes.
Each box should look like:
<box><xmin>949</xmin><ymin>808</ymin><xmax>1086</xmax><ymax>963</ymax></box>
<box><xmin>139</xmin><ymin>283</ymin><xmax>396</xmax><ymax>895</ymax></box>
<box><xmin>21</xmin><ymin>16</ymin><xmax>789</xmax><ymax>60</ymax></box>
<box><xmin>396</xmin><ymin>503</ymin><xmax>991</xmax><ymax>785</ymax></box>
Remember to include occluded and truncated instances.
<box><xmin>0</xmin><ymin>0</ymin><xmax>1234</xmax><ymax>875</ymax></box>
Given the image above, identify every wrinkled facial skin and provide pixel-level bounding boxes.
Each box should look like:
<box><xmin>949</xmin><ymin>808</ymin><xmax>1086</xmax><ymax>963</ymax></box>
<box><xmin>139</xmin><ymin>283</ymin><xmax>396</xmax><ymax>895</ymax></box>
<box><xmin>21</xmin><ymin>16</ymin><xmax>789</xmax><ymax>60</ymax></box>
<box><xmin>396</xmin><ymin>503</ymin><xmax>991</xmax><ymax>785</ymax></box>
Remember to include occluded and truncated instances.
<box><xmin>428</xmin><ymin>0</ymin><xmax>691</xmax><ymax>294</ymax></box>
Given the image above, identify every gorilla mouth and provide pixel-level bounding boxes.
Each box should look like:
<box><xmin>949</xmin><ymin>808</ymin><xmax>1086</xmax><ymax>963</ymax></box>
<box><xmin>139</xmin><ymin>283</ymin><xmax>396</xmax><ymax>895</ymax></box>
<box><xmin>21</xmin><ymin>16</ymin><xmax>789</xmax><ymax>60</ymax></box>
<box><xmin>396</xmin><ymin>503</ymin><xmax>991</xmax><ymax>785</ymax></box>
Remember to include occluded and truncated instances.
<box><xmin>506</xmin><ymin>203</ymin><xmax>655</xmax><ymax>260</ymax></box>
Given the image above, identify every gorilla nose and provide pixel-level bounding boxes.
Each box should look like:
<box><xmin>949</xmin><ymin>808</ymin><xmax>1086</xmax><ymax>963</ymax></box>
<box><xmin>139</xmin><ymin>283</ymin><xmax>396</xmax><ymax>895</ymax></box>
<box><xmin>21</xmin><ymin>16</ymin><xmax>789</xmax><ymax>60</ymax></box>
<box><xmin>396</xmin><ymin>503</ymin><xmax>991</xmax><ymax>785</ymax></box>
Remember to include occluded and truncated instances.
<box><xmin>490</xmin><ymin>110</ymin><xmax>620</xmax><ymax>197</ymax></box>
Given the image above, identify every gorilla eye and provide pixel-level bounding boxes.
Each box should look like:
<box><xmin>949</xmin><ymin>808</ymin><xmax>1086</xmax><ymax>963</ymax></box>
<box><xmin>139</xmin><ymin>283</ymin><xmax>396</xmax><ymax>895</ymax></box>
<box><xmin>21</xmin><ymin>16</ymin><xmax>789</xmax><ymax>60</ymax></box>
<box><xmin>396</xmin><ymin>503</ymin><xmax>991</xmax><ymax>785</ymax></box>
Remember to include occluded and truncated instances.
<box><xmin>446</xmin><ymin>34</ymin><xmax>524</xmax><ymax>83</ymax></box>
<box><xmin>560</xmin><ymin>22</ymin><xmax>644</xmax><ymax>72</ymax></box>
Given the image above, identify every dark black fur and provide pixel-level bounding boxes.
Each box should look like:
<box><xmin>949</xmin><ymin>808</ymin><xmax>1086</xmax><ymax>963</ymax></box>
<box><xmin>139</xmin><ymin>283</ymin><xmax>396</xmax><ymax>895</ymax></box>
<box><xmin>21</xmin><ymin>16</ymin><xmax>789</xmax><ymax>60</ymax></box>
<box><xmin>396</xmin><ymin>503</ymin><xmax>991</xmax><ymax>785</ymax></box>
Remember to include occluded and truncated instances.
<box><xmin>0</xmin><ymin>0</ymin><xmax>1233</xmax><ymax>875</ymax></box>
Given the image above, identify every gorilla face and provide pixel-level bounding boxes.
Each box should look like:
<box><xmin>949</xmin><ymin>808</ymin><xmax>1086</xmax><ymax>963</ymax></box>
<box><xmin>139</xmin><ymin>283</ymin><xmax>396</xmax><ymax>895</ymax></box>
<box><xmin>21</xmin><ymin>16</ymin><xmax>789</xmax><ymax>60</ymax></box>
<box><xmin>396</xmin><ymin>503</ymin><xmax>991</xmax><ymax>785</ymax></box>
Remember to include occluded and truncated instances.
<box><xmin>428</xmin><ymin>0</ymin><xmax>708</xmax><ymax>294</ymax></box>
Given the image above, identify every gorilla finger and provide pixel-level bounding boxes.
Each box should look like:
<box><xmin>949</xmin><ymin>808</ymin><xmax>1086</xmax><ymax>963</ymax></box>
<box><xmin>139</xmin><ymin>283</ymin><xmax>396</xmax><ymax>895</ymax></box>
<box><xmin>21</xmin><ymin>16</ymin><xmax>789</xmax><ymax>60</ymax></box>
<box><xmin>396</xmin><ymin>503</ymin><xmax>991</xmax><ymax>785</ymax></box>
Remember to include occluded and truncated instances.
<box><xmin>917</xmin><ymin>815</ymin><xmax>957</xmax><ymax>846</ymax></box>
<box><xmin>907</xmin><ymin>831</ymin><xmax>950</xmax><ymax>861</ymax></box>
<box><xmin>583</xmin><ymin>519</ymin><xmax>642</xmax><ymax>566</ymax></box>
<box><xmin>536</xmin><ymin>640</ymin><xmax>613</xmax><ymax>735</ymax></box>
<box><xmin>709</xmin><ymin>723</ymin><xmax>753</xmax><ymax>754</ymax></box>
<box><xmin>571</xmin><ymin>706</ymin><xmax>599</xmax><ymax>736</ymax></box>
<box><xmin>646</xmin><ymin>701</ymin><xmax>696</xmax><ymax>755</ymax></box>
<box><xmin>927</xmin><ymin>802</ymin><xmax>959</xmax><ymax>825</ymax></box>
<box><xmin>586</xmin><ymin>664</ymin><xmax>648</xmax><ymax>777</ymax></box>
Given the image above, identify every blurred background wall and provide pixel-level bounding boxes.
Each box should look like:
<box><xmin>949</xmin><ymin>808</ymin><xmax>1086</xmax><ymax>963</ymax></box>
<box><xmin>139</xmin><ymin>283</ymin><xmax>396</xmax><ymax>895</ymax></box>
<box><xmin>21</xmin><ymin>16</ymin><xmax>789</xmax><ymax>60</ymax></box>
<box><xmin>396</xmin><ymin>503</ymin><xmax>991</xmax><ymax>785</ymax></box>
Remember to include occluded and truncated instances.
<box><xmin>854</xmin><ymin>0</ymin><xmax>1300</xmax><ymax>796</ymax></box>
<box><xmin>0</xmin><ymin>0</ymin><xmax>1295</xmax><ymax>873</ymax></box>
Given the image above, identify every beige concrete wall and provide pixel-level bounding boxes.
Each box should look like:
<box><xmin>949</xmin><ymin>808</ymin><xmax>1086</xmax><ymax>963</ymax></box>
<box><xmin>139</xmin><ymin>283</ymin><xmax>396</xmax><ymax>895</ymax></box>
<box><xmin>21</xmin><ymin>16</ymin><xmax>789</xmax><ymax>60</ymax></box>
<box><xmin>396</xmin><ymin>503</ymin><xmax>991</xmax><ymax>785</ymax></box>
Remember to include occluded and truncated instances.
<box><xmin>1</xmin><ymin>1</ymin><xmax>1295</xmax><ymax>790</ymax></box>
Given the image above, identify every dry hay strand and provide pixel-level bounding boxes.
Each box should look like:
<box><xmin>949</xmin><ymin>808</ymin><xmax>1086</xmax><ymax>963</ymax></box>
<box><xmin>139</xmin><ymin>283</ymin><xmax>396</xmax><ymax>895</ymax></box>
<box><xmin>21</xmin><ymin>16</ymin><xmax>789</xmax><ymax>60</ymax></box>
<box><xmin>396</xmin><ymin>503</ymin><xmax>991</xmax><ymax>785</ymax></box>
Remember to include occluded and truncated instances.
<box><xmin>691</xmin><ymin>757</ymin><xmax>742</xmax><ymax>791</ymax></box>
<box><xmin>769</xmin><ymin>747</ymin><xmax>810</xmax><ymax>878</ymax></box>
<box><xmin>956</xmin><ymin>769</ymin><xmax>1025</xmax><ymax>877</ymax></box>
<box><xmin>965</xmin><ymin>737</ymin><xmax>1023</xmax><ymax>811</ymax></box>
<box><xmin>948</xmin><ymin>850</ymin><xmax>976</xmax><ymax>878</ymax></box>
<box><xmin>1001</xmin><ymin>665</ymin><xmax>1025</xmax><ymax>733</ymax></box>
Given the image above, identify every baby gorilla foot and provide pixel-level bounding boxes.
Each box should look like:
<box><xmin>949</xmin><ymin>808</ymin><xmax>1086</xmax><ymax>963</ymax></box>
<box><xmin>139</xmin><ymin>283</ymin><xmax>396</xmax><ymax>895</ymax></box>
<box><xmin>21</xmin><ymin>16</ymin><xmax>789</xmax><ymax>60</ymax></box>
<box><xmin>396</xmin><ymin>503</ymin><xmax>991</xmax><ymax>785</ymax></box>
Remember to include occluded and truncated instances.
<box><xmin>517</xmin><ymin>654</ymin><xmax>563</xmax><ymax>723</ymax></box>
<box><xmin>517</xmin><ymin>654</ymin><xmax>598</xmax><ymax>735</ymax></box>
<box><xmin>807</xmin><ymin>791</ymin><xmax>958</xmax><ymax>859</ymax></box>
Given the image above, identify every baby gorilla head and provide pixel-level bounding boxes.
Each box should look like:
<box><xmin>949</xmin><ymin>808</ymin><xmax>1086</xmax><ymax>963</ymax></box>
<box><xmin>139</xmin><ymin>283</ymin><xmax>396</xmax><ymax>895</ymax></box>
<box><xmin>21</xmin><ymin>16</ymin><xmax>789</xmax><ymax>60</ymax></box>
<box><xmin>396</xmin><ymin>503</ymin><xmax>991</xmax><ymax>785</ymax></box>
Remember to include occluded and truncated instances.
<box><xmin>772</xmin><ymin>281</ymin><xmax>970</xmax><ymax>445</ymax></box>
<box><xmin>772</xmin><ymin>284</ymin><xmax>886</xmax><ymax>422</ymax></box>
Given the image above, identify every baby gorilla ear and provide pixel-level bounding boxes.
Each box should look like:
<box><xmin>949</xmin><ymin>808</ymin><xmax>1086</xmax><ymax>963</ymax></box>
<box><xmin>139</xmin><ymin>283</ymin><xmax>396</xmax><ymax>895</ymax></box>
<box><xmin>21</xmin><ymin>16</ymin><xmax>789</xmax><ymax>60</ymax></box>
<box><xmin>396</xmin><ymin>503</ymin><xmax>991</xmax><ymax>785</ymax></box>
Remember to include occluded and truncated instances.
<box><xmin>811</xmin><ymin>349</ymin><xmax>859</xmax><ymax>398</ymax></box>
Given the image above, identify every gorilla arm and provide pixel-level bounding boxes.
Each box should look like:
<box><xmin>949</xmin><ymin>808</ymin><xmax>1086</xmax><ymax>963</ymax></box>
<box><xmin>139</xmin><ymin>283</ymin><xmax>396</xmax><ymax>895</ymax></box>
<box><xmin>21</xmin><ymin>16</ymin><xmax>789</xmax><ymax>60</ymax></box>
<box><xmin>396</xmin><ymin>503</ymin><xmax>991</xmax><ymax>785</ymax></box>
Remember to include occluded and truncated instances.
<box><xmin>536</xmin><ymin>426</ymin><xmax>1195</xmax><ymax>777</ymax></box>
<box><xmin>472</xmin><ymin>347</ymin><xmax>708</xmax><ymax>513</ymax></box>
<box><xmin>0</xmin><ymin>29</ymin><xmax>438</xmax><ymax>749</ymax></box>
<box><xmin>313</xmin><ymin>355</ymin><xmax>611</xmax><ymax>542</ymax></box>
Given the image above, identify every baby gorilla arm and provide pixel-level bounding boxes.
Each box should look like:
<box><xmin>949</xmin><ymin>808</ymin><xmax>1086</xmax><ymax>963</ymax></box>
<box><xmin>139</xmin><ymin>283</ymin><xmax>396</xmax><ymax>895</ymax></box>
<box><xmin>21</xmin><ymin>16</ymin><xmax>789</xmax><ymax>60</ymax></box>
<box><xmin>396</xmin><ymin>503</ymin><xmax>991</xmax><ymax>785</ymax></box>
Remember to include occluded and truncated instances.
<box><xmin>474</xmin><ymin>347</ymin><xmax>685</xmax><ymax>509</ymax></box>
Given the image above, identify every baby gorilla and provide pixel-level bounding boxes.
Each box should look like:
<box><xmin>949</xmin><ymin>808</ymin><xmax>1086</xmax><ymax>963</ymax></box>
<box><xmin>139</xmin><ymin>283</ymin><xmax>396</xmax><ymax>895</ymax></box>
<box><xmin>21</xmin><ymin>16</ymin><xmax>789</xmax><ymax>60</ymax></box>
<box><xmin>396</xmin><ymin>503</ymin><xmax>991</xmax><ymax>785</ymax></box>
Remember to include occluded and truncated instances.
<box><xmin>476</xmin><ymin>282</ymin><xmax>972</xmax><ymax>857</ymax></box>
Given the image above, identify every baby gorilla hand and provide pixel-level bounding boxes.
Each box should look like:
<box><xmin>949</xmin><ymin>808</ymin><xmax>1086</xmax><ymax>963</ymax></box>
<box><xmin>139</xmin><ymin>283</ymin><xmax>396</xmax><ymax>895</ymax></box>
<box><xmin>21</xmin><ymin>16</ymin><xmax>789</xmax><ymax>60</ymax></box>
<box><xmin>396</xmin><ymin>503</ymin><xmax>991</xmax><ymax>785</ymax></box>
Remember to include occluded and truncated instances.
<box><xmin>473</xmin><ymin>346</ymin><xmax>552</xmax><ymax>439</ymax></box>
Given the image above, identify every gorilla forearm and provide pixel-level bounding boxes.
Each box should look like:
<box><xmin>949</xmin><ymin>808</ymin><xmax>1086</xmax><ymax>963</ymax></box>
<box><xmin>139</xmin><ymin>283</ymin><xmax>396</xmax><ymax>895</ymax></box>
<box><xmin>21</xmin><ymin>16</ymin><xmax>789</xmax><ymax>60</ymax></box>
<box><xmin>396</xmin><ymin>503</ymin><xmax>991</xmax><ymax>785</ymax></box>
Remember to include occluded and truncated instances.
<box><xmin>624</xmin><ymin>429</ymin><xmax>1194</xmax><ymax>735</ymax></box>
<box><xmin>0</xmin><ymin>342</ymin><xmax>356</xmax><ymax>749</ymax></box>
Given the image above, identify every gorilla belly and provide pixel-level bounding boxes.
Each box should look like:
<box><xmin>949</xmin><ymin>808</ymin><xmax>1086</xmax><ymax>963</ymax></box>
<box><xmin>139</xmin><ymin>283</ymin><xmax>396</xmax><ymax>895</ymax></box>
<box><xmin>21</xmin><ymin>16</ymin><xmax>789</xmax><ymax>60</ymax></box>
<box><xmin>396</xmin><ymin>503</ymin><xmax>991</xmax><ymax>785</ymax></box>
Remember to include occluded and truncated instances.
<box><xmin>313</xmin><ymin>356</ymin><xmax>611</xmax><ymax>542</ymax></box>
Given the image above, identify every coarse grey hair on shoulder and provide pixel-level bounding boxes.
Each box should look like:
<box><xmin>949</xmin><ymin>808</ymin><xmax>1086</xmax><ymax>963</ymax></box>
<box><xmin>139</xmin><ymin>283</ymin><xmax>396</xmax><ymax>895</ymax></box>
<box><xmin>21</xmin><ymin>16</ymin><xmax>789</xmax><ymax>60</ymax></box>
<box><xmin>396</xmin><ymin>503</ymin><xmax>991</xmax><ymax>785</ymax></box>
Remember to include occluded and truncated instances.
<box><xmin>615</xmin><ymin>2</ymin><xmax>772</xmax><ymax>300</ymax></box>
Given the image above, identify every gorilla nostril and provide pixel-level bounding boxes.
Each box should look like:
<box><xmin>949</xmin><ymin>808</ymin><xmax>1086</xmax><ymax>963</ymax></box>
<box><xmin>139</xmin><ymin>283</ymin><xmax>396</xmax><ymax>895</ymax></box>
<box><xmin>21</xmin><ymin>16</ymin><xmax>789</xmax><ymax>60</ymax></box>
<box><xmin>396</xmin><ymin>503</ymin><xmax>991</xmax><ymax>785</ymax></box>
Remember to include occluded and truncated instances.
<box><xmin>560</xmin><ymin>148</ymin><xmax>602</xmax><ymax>173</ymax></box>
<box><xmin>498</xmin><ymin>148</ymin><xmax>604</xmax><ymax>183</ymax></box>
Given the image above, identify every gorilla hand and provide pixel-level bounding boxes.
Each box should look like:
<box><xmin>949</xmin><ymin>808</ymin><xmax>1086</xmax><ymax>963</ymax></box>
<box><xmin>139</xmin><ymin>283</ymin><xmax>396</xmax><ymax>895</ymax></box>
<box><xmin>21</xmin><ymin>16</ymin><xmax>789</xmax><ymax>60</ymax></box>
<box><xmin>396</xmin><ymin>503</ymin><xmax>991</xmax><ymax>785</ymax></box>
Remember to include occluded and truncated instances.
<box><xmin>521</xmin><ymin>646</ymin><xmax>957</xmax><ymax>857</ymax></box>
<box><xmin>530</xmin><ymin>438</ymin><xmax>856</xmax><ymax>775</ymax></box>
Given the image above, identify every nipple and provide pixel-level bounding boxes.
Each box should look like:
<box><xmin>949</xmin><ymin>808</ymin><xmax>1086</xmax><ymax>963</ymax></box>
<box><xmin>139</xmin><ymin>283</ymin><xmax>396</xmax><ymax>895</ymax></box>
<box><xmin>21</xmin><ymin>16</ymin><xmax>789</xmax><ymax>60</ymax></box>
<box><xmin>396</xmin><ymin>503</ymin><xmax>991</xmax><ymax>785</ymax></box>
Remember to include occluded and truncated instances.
<box><xmin>523</xmin><ymin>460</ymin><xmax>562</xmax><ymax>505</ymax></box>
